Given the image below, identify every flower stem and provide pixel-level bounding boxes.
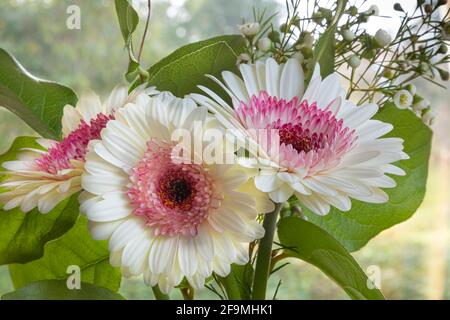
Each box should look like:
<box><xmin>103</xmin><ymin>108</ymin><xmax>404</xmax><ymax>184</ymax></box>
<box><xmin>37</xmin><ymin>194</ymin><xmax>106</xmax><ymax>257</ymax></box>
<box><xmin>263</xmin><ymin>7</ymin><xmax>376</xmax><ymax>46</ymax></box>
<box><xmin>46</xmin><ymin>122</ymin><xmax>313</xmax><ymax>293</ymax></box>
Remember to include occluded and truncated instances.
<box><xmin>251</xmin><ymin>203</ymin><xmax>282</xmax><ymax>300</ymax></box>
<box><xmin>152</xmin><ymin>285</ymin><xmax>170</xmax><ymax>300</ymax></box>
<box><xmin>220</xmin><ymin>274</ymin><xmax>241</xmax><ymax>300</ymax></box>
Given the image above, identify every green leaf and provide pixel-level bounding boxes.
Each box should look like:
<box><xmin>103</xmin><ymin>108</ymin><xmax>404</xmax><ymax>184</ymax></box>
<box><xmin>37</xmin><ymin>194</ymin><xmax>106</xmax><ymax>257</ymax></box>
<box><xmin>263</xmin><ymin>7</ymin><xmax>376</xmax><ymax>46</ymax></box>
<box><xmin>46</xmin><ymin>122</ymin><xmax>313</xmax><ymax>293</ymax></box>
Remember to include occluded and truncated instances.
<box><xmin>2</xmin><ymin>280</ymin><xmax>124</xmax><ymax>300</ymax></box>
<box><xmin>9</xmin><ymin>216</ymin><xmax>121</xmax><ymax>292</ymax></box>
<box><xmin>0</xmin><ymin>48</ymin><xmax>77</xmax><ymax>139</ymax></box>
<box><xmin>309</xmin><ymin>0</ymin><xmax>347</xmax><ymax>79</ymax></box>
<box><xmin>145</xmin><ymin>35</ymin><xmax>246</xmax><ymax>97</ymax></box>
<box><xmin>0</xmin><ymin>137</ymin><xmax>80</xmax><ymax>265</ymax></box>
<box><xmin>115</xmin><ymin>0</ymin><xmax>139</xmax><ymax>46</ymax></box>
<box><xmin>230</xmin><ymin>263</ymin><xmax>254</xmax><ymax>300</ymax></box>
<box><xmin>278</xmin><ymin>216</ymin><xmax>385</xmax><ymax>300</ymax></box>
<box><xmin>114</xmin><ymin>0</ymin><xmax>141</xmax><ymax>83</ymax></box>
<box><xmin>303</xmin><ymin>105</ymin><xmax>432</xmax><ymax>251</ymax></box>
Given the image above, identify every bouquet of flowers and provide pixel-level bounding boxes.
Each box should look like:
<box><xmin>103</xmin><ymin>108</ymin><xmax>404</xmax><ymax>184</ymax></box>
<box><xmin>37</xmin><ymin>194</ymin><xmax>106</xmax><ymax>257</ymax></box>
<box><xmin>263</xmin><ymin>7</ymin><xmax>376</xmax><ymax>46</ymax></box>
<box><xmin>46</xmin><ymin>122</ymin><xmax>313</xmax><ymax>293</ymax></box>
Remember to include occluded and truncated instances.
<box><xmin>0</xmin><ymin>0</ymin><xmax>448</xmax><ymax>300</ymax></box>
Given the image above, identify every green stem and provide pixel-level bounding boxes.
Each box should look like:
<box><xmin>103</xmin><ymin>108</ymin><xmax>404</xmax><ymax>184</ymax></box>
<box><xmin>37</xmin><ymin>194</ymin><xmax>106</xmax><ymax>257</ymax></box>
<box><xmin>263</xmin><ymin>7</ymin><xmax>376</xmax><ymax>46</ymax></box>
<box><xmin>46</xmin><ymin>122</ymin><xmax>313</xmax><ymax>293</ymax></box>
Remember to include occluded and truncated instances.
<box><xmin>251</xmin><ymin>203</ymin><xmax>282</xmax><ymax>300</ymax></box>
<box><xmin>152</xmin><ymin>285</ymin><xmax>170</xmax><ymax>300</ymax></box>
<box><xmin>220</xmin><ymin>274</ymin><xmax>241</xmax><ymax>300</ymax></box>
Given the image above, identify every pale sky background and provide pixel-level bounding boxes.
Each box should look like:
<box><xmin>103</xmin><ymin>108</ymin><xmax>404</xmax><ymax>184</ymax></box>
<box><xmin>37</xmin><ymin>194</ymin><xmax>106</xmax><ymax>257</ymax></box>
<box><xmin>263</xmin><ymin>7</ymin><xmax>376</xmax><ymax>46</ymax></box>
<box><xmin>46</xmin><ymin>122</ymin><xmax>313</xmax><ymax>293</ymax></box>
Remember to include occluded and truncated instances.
<box><xmin>132</xmin><ymin>0</ymin><xmax>438</xmax><ymax>37</ymax></box>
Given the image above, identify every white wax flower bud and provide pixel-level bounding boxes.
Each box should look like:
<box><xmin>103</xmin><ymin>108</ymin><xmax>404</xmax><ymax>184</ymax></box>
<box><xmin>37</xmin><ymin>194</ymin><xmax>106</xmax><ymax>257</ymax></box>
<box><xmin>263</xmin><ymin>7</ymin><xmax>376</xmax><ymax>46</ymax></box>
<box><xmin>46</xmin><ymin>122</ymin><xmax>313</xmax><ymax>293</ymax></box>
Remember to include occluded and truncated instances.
<box><xmin>374</xmin><ymin>29</ymin><xmax>392</xmax><ymax>47</ymax></box>
<box><xmin>292</xmin><ymin>52</ymin><xmax>304</xmax><ymax>64</ymax></box>
<box><xmin>405</xmin><ymin>84</ymin><xmax>417</xmax><ymax>96</ymax></box>
<box><xmin>422</xmin><ymin>109</ymin><xmax>435</xmax><ymax>126</ymax></box>
<box><xmin>366</xmin><ymin>5</ymin><xmax>379</xmax><ymax>16</ymax></box>
<box><xmin>348</xmin><ymin>54</ymin><xmax>361</xmax><ymax>68</ymax></box>
<box><xmin>257</xmin><ymin>38</ymin><xmax>272</xmax><ymax>52</ymax></box>
<box><xmin>393</xmin><ymin>90</ymin><xmax>413</xmax><ymax>110</ymax></box>
<box><xmin>299</xmin><ymin>32</ymin><xmax>314</xmax><ymax>48</ymax></box>
<box><xmin>238</xmin><ymin>22</ymin><xmax>260</xmax><ymax>37</ymax></box>
<box><xmin>236</xmin><ymin>53</ymin><xmax>251</xmax><ymax>65</ymax></box>
<box><xmin>413</xmin><ymin>98</ymin><xmax>430</xmax><ymax>112</ymax></box>
<box><xmin>342</xmin><ymin>29</ymin><xmax>356</xmax><ymax>42</ymax></box>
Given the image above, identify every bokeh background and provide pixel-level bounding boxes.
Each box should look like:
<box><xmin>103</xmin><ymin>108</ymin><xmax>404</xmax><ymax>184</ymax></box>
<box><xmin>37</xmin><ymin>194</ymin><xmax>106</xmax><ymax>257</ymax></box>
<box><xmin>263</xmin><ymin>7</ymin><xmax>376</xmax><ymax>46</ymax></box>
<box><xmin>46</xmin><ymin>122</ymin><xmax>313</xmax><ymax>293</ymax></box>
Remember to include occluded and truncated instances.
<box><xmin>0</xmin><ymin>0</ymin><xmax>449</xmax><ymax>299</ymax></box>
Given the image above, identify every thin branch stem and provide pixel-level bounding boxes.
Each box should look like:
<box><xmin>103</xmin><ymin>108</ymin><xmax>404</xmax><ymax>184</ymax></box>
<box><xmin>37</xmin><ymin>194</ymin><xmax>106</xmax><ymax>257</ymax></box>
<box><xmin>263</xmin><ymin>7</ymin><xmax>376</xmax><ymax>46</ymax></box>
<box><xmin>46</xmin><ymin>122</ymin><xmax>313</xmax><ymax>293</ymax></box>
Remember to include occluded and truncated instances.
<box><xmin>137</xmin><ymin>0</ymin><xmax>152</xmax><ymax>63</ymax></box>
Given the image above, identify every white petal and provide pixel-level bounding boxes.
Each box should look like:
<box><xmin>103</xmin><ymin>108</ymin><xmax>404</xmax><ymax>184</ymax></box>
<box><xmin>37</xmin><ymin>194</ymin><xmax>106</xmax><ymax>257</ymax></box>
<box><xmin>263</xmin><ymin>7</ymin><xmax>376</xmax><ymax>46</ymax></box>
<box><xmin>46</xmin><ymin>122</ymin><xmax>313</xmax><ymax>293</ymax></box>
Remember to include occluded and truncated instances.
<box><xmin>208</xmin><ymin>208</ymin><xmax>247</xmax><ymax>235</ymax></box>
<box><xmin>61</xmin><ymin>105</ymin><xmax>82</xmax><ymax>136</ymax></box>
<box><xmin>222</xmin><ymin>71</ymin><xmax>249</xmax><ymax>103</ymax></box>
<box><xmin>76</xmin><ymin>91</ymin><xmax>103</xmax><ymax>122</ymax></box>
<box><xmin>265</xmin><ymin>58</ymin><xmax>281</xmax><ymax>97</ymax></box>
<box><xmin>280</xmin><ymin>58</ymin><xmax>304</xmax><ymax>100</ymax></box>
<box><xmin>178</xmin><ymin>237</ymin><xmax>198</xmax><ymax>276</ymax></box>
<box><xmin>89</xmin><ymin>220</ymin><xmax>124</xmax><ymax>240</ymax></box>
<box><xmin>344</xmin><ymin>103</ymin><xmax>379</xmax><ymax>129</ymax></box>
<box><xmin>84</xmin><ymin>192</ymin><xmax>131</xmax><ymax>222</ymax></box>
<box><xmin>149</xmin><ymin>237</ymin><xmax>178</xmax><ymax>274</ymax></box>
<box><xmin>269</xmin><ymin>183</ymin><xmax>294</xmax><ymax>203</ymax></box>
<box><xmin>254</xmin><ymin>174</ymin><xmax>283</xmax><ymax>192</ymax></box>
<box><xmin>109</xmin><ymin>218</ymin><xmax>146</xmax><ymax>252</ymax></box>
<box><xmin>296</xmin><ymin>193</ymin><xmax>330</xmax><ymax>216</ymax></box>
<box><xmin>194</xmin><ymin>226</ymin><xmax>214</xmax><ymax>262</ymax></box>
<box><xmin>239</xmin><ymin>63</ymin><xmax>260</xmax><ymax>97</ymax></box>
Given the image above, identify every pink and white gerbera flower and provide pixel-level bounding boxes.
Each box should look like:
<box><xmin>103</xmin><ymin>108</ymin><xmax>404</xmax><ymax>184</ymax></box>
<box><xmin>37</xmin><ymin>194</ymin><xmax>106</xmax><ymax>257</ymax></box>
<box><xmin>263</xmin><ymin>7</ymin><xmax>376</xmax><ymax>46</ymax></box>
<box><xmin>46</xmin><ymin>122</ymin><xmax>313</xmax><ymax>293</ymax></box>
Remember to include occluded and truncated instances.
<box><xmin>192</xmin><ymin>58</ymin><xmax>409</xmax><ymax>216</ymax></box>
<box><xmin>0</xmin><ymin>85</ymin><xmax>157</xmax><ymax>213</ymax></box>
<box><xmin>79</xmin><ymin>93</ymin><xmax>273</xmax><ymax>293</ymax></box>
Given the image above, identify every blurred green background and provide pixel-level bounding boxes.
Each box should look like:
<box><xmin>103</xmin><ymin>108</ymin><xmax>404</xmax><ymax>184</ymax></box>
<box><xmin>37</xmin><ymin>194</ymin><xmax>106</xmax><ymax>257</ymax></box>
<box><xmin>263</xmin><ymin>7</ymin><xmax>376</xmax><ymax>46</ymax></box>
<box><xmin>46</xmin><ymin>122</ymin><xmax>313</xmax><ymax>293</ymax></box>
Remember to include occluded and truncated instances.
<box><xmin>0</xmin><ymin>0</ymin><xmax>449</xmax><ymax>299</ymax></box>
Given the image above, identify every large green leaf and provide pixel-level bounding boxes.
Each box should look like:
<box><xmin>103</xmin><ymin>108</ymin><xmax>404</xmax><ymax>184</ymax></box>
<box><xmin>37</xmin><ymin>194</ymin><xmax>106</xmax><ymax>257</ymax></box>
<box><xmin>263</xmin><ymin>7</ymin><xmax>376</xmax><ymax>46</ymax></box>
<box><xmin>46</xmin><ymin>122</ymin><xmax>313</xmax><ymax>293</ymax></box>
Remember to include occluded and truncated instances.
<box><xmin>2</xmin><ymin>280</ymin><xmax>124</xmax><ymax>300</ymax></box>
<box><xmin>309</xmin><ymin>0</ymin><xmax>347</xmax><ymax>79</ymax></box>
<box><xmin>0</xmin><ymin>48</ymin><xmax>77</xmax><ymax>139</ymax></box>
<box><xmin>278</xmin><ymin>216</ymin><xmax>384</xmax><ymax>300</ymax></box>
<box><xmin>145</xmin><ymin>35</ymin><xmax>246</xmax><ymax>97</ymax></box>
<box><xmin>9</xmin><ymin>216</ymin><xmax>121</xmax><ymax>292</ymax></box>
<box><xmin>0</xmin><ymin>137</ymin><xmax>79</xmax><ymax>265</ymax></box>
<box><xmin>303</xmin><ymin>105</ymin><xmax>432</xmax><ymax>251</ymax></box>
<box><xmin>115</xmin><ymin>0</ymin><xmax>146</xmax><ymax>83</ymax></box>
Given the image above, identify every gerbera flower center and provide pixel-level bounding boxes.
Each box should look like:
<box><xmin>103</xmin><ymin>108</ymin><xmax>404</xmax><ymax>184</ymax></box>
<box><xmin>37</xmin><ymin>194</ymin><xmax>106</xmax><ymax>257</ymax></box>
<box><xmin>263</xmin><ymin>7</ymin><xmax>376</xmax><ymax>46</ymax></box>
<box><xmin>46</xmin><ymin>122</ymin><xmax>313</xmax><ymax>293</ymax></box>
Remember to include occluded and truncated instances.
<box><xmin>35</xmin><ymin>113</ymin><xmax>113</xmax><ymax>174</ymax></box>
<box><xmin>278</xmin><ymin>123</ymin><xmax>326</xmax><ymax>153</ymax></box>
<box><xmin>127</xmin><ymin>139</ymin><xmax>220</xmax><ymax>237</ymax></box>
<box><xmin>235</xmin><ymin>91</ymin><xmax>356</xmax><ymax>172</ymax></box>
<box><xmin>158</xmin><ymin>170</ymin><xmax>195</xmax><ymax>210</ymax></box>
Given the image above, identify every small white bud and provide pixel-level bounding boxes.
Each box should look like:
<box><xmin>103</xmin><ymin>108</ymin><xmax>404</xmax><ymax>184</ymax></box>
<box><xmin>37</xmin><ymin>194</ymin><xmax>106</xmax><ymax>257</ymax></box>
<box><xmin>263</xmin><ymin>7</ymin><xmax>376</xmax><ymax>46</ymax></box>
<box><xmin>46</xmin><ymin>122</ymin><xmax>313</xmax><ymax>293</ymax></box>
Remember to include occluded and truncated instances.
<box><xmin>422</xmin><ymin>109</ymin><xmax>435</xmax><ymax>126</ymax></box>
<box><xmin>374</xmin><ymin>29</ymin><xmax>392</xmax><ymax>47</ymax></box>
<box><xmin>292</xmin><ymin>52</ymin><xmax>304</xmax><ymax>64</ymax></box>
<box><xmin>419</xmin><ymin>62</ymin><xmax>429</xmax><ymax>73</ymax></box>
<box><xmin>302</xmin><ymin>32</ymin><xmax>314</xmax><ymax>48</ymax></box>
<box><xmin>238</xmin><ymin>22</ymin><xmax>260</xmax><ymax>37</ymax></box>
<box><xmin>413</xmin><ymin>98</ymin><xmax>430</xmax><ymax>112</ymax></box>
<box><xmin>236</xmin><ymin>53</ymin><xmax>251</xmax><ymax>65</ymax></box>
<box><xmin>257</xmin><ymin>37</ymin><xmax>272</xmax><ymax>52</ymax></box>
<box><xmin>405</xmin><ymin>84</ymin><xmax>417</xmax><ymax>96</ymax></box>
<box><xmin>348</xmin><ymin>54</ymin><xmax>361</xmax><ymax>68</ymax></box>
<box><xmin>342</xmin><ymin>29</ymin><xmax>356</xmax><ymax>42</ymax></box>
<box><xmin>366</xmin><ymin>5</ymin><xmax>379</xmax><ymax>16</ymax></box>
<box><xmin>393</xmin><ymin>90</ymin><xmax>413</xmax><ymax>110</ymax></box>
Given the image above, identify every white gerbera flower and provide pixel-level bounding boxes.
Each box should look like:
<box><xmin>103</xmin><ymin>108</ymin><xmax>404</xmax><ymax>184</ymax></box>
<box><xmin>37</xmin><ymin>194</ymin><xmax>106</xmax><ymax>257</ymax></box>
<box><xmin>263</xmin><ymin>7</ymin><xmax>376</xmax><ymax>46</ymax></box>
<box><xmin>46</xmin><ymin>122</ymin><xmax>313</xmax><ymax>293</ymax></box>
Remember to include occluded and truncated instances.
<box><xmin>79</xmin><ymin>93</ymin><xmax>273</xmax><ymax>293</ymax></box>
<box><xmin>0</xmin><ymin>85</ymin><xmax>157</xmax><ymax>213</ymax></box>
<box><xmin>192</xmin><ymin>58</ymin><xmax>409</xmax><ymax>216</ymax></box>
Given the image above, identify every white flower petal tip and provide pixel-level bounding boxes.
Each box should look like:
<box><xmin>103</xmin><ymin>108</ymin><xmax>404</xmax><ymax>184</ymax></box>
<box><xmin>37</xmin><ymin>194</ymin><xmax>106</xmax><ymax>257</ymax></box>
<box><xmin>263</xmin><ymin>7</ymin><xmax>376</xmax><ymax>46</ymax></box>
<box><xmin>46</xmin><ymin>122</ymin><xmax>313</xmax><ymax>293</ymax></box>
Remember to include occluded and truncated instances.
<box><xmin>0</xmin><ymin>85</ymin><xmax>158</xmax><ymax>215</ymax></box>
<box><xmin>193</xmin><ymin>58</ymin><xmax>408</xmax><ymax>216</ymax></box>
<box><xmin>79</xmin><ymin>95</ymin><xmax>271</xmax><ymax>293</ymax></box>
